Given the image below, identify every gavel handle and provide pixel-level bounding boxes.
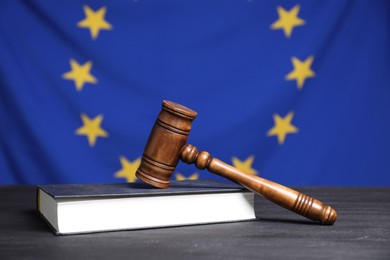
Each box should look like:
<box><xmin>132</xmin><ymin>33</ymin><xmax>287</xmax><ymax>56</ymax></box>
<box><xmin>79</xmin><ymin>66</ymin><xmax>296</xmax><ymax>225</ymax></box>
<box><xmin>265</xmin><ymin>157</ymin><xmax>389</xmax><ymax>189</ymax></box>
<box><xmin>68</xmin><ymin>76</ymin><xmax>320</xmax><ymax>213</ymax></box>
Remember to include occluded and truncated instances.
<box><xmin>180</xmin><ymin>144</ymin><xmax>337</xmax><ymax>225</ymax></box>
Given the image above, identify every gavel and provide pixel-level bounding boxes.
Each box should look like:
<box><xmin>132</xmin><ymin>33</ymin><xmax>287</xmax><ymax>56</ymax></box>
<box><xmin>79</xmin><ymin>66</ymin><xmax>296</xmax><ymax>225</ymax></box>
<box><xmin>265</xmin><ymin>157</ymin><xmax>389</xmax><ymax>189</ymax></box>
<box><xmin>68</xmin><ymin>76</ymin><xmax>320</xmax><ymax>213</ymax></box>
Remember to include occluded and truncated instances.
<box><xmin>136</xmin><ymin>100</ymin><xmax>337</xmax><ymax>225</ymax></box>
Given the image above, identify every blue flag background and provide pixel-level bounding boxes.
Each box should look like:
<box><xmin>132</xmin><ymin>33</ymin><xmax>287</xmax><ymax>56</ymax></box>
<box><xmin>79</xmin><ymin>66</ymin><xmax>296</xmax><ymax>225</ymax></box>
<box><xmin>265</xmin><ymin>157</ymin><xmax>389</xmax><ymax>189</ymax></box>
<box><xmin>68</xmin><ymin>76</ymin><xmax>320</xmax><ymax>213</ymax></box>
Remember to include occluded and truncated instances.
<box><xmin>1</xmin><ymin>0</ymin><xmax>389</xmax><ymax>186</ymax></box>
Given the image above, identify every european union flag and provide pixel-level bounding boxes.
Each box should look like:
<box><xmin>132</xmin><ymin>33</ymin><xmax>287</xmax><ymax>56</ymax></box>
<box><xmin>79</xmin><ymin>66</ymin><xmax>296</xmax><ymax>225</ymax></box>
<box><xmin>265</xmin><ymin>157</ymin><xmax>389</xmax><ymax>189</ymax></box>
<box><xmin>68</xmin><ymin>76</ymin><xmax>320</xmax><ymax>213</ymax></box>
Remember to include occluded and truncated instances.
<box><xmin>1</xmin><ymin>1</ymin><xmax>389</xmax><ymax>186</ymax></box>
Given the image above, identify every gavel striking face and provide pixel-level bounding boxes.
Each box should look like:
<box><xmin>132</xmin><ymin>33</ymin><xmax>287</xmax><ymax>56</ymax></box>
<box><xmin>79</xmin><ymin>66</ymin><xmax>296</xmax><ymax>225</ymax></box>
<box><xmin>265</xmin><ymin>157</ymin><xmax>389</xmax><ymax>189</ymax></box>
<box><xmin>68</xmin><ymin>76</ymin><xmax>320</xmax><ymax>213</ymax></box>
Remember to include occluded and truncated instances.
<box><xmin>136</xmin><ymin>100</ymin><xmax>337</xmax><ymax>225</ymax></box>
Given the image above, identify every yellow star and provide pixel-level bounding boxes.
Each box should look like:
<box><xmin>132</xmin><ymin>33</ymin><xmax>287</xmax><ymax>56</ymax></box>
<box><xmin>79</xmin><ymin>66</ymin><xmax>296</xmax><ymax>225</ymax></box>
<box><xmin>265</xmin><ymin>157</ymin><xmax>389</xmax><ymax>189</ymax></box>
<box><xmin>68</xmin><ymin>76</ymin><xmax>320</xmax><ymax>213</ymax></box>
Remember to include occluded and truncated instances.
<box><xmin>62</xmin><ymin>59</ymin><xmax>97</xmax><ymax>91</ymax></box>
<box><xmin>75</xmin><ymin>114</ymin><xmax>108</xmax><ymax>147</ymax></box>
<box><xmin>232</xmin><ymin>156</ymin><xmax>258</xmax><ymax>175</ymax></box>
<box><xmin>114</xmin><ymin>156</ymin><xmax>141</xmax><ymax>183</ymax></box>
<box><xmin>77</xmin><ymin>5</ymin><xmax>112</xmax><ymax>40</ymax></box>
<box><xmin>175</xmin><ymin>173</ymin><xmax>199</xmax><ymax>181</ymax></box>
<box><xmin>267</xmin><ymin>112</ymin><xmax>298</xmax><ymax>145</ymax></box>
<box><xmin>271</xmin><ymin>5</ymin><xmax>305</xmax><ymax>38</ymax></box>
<box><xmin>286</xmin><ymin>56</ymin><xmax>315</xmax><ymax>90</ymax></box>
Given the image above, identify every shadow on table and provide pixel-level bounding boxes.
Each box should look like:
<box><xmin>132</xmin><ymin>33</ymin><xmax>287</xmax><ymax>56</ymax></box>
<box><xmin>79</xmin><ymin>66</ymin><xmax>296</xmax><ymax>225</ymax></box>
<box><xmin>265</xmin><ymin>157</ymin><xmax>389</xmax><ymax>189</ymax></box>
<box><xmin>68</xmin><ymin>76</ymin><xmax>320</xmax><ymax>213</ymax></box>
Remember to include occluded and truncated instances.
<box><xmin>19</xmin><ymin>209</ymin><xmax>53</xmax><ymax>234</ymax></box>
<box><xmin>257</xmin><ymin>217</ymin><xmax>318</xmax><ymax>225</ymax></box>
<box><xmin>254</xmin><ymin>195</ymin><xmax>321</xmax><ymax>226</ymax></box>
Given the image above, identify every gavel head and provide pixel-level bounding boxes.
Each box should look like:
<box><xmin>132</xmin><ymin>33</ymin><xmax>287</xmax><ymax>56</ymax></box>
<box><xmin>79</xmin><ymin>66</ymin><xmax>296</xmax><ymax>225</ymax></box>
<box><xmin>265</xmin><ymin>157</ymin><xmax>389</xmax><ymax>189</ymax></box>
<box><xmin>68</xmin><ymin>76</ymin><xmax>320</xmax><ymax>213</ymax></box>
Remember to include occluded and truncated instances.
<box><xmin>135</xmin><ymin>100</ymin><xmax>197</xmax><ymax>188</ymax></box>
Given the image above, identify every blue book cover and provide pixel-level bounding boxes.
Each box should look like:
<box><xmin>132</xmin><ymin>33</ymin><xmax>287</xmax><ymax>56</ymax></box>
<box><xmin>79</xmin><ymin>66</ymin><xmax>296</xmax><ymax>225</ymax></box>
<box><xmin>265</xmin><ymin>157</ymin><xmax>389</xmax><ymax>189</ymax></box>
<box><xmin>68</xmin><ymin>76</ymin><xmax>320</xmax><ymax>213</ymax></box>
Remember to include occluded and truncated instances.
<box><xmin>38</xmin><ymin>180</ymin><xmax>248</xmax><ymax>199</ymax></box>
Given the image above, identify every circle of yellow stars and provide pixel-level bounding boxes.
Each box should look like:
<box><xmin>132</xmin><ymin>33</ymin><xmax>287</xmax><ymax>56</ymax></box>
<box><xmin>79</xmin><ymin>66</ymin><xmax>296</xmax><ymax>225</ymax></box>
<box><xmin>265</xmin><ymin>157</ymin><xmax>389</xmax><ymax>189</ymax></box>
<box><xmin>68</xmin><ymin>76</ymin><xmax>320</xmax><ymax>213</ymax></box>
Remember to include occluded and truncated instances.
<box><xmin>62</xmin><ymin>6</ymin><xmax>112</xmax><ymax>150</ymax></box>
<box><xmin>61</xmin><ymin>3</ymin><xmax>315</xmax><ymax>183</ymax></box>
<box><xmin>268</xmin><ymin>4</ymin><xmax>315</xmax><ymax>147</ymax></box>
<box><xmin>59</xmin><ymin>5</ymin><xmax>207</xmax><ymax>184</ymax></box>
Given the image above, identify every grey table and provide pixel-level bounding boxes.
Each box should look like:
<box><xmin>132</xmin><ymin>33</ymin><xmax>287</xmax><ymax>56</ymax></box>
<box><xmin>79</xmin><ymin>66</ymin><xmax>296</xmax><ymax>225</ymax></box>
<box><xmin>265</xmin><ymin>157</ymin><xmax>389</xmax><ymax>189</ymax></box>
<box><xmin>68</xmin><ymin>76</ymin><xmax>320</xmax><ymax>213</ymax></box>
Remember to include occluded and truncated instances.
<box><xmin>0</xmin><ymin>186</ymin><xmax>389</xmax><ymax>259</ymax></box>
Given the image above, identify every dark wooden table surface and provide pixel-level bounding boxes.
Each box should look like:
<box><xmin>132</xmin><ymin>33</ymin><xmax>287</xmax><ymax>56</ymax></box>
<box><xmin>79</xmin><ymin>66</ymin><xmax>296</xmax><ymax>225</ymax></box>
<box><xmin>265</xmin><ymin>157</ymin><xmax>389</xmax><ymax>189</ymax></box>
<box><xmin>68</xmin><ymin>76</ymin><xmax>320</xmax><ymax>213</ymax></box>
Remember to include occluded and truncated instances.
<box><xmin>0</xmin><ymin>186</ymin><xmax>389</xmax><ymax>259</ymax></box>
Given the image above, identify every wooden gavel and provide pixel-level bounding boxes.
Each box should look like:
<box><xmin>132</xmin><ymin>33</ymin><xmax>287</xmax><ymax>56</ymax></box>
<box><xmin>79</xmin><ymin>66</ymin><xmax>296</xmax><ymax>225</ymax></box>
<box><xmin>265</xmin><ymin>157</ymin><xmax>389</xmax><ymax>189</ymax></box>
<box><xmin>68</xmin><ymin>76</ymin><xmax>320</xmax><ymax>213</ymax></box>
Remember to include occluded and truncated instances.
<box><xmin>136</xmin><ymin>100</ymin><xmax>337</xmax><ymax>225</ymax></box>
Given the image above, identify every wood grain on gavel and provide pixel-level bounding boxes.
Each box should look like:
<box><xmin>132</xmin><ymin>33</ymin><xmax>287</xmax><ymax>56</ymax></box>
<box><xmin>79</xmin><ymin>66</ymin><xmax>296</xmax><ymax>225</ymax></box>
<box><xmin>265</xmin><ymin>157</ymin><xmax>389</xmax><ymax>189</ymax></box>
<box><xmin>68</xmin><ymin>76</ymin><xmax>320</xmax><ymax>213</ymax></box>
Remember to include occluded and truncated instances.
<box><xmin>136</xmin><ymin>100</ymin><xmax>337</xmax><ymax>225</ymax></box>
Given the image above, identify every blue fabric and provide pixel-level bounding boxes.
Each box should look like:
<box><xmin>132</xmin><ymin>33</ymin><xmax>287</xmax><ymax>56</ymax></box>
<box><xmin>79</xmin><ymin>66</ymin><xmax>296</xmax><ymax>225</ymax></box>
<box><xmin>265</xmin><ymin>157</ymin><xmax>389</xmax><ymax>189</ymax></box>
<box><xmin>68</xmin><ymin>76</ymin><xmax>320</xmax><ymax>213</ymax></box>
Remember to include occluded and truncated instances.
<box><xmin>1</xmin><ymin>0</ymin><xmax>389</xmax><ymax>185</ymax></box>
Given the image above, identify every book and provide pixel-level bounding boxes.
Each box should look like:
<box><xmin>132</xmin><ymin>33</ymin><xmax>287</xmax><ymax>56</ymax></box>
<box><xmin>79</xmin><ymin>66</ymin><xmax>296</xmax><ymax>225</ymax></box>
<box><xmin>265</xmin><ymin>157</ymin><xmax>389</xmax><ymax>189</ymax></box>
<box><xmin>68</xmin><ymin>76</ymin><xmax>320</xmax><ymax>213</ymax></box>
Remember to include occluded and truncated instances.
<box><xmin>37</xmin><ymin>180</ymin><xmax>256</xmax><ymax>235</ymax></box>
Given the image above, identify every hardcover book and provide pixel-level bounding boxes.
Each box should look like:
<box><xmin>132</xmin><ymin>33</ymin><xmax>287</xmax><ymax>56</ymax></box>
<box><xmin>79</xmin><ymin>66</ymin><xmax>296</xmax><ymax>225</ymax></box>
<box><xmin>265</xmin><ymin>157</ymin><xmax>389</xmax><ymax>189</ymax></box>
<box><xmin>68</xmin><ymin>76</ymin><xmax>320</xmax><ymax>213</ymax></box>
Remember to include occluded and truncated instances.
<box><xmin>37</xmin><ymin>180</ymin><xmax>256</xmax><ymax>235</ymax></box>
